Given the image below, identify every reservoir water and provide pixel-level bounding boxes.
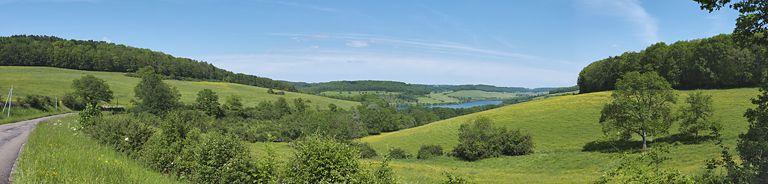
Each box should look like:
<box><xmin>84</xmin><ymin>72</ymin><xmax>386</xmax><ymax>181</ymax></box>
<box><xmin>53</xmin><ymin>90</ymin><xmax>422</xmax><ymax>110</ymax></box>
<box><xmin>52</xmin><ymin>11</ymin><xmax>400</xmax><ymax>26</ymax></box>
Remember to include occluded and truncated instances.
<box><xmin>428</xmin><ymin>100</ymin><xmax>503</xmax><ymax>109</ymax></box>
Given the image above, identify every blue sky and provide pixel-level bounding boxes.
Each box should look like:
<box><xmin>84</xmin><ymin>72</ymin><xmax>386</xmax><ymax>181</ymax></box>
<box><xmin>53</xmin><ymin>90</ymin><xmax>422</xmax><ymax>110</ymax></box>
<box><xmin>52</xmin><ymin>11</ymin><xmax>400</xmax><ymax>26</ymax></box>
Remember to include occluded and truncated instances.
<box><xmin>0</xmin><ymin>0</ymin><xmax>738</xmax><ymax>87</ymax></box>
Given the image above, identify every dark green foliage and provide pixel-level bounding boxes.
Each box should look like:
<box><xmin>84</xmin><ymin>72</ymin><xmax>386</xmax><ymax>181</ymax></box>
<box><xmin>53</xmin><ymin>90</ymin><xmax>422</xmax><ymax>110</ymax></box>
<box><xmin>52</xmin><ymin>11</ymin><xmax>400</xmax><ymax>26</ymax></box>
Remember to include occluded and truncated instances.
<box><xmin>387</xmin><ymin>147</ymin><xmax>411</xmax><ymax>159</ymax></box>
<box><xmin>285</xmin><ymin>136</ymin><xmax>361</xmax><ymax>183</ymax></box>
<box><xmin>78</xmin><ymin>104</ymin><xmax>101</xmax><ymax>127</ymax></box>
<box><xmin>18</xmin><ymin>94</ymin><xmax>55</xmax><ymax>110</ymax></box>
<box><xmin>83</xmin><ymin>114</ymin><xmax>156</xmax><ymax>157</ymax></box>
<box><xmin>194</xmin><ymin>89</ymin><xmax>222</xmax><ymax>117</ymax></box>
<box><xmin>293</xmin><ymin>98</ymin><xmax>309</xmax><ymax>113</ymax></box>
<box><xmin>349</xmin><ymin>142</ymin><xmax>378</xmax><ymax>159</ymax></box>
<box><xmin>599</xmin><ymin>72</ymin><xmax>676</xmax><ymax>150</ymax></box>
<box><xmin>0</xmin><ymin>35</ymin><xmax>295</xmax><ymax>91</ymax></box>
<box><xmin>185</xmin><ymin>133</ymin><xmax>272</xmax><ymax>183</ymax></box>
<box><xmin>695</xmin><ymin>0</ymin><xmax>768</xmax><ymax>45</ymax></box>
<box><xmin>62</xmin><ymin>92</ymin><xmax>85</xmax><ymax>110</ymax></box>
<box><xmin>452</xmin><ymin>117</ymin><xmax>534</xmax><ymax>161</ymax></box>
<box><xmin>679</xmin><ymin>92</ymin><xmax>721</xmax><ymax>137</ymax></box>
<box><xmin>548</xmin><ymin>85</ymin><xmax>579</xmax><ymax>94</ymax></box>
<box><xmin>417</xmin><ymin>144</ymin><xmax>444</xmax><ymax>159</ymax></box>
<box><xmin>498</xmin><ymin>129</ymin><xmax>535</xmax><ymax>156</ymax></box>
<box><xmin>442</xmin><ymin>172</ymin><xmax>473</xmax><ymax>184</ymax></box>
<box><xmin>578</xmin><ymin>34</ymin><xmax>765</xmax><ymax>93</ymax></box>
<box><xmin>133</xmin><ymin>67</ymin><xmax>181</xmax><ymax>115</ymax></box>
<box><xmin>738</xmin><ymin>83</ymin><xmax>768</xmax><ymax>182</ymax></box>
<box><xmin>71</xmin><ymin>75</ymin><xmax>113</xmax><ymax>106</ymax></box>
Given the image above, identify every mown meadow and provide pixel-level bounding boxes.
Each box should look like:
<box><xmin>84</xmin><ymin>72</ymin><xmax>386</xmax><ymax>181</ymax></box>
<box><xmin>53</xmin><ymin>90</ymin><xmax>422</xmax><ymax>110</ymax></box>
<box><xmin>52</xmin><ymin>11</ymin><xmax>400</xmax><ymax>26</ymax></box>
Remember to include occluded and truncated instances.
<box><xmin>0</xmin><ymin>66</ymin><xmax>359</xmax><ymax>109</ymax></box>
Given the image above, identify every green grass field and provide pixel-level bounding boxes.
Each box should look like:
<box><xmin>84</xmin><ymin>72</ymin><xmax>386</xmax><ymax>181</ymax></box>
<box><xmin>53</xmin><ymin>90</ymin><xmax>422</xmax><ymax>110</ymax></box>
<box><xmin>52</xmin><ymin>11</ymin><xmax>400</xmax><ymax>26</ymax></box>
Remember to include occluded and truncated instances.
<box><xmin>11</xmin><ymin>116</ymin><xmax>181</xmax><ymax>184</ymax></box>
<box><xmin>0</xmin><ymin>66</ymin><xmax>359</xmax><ymax>110</ymax></box>
<box><xmin>357</xmin><ymin>88</ymin><xmax>757</xmax><ymax>183</ymax></box>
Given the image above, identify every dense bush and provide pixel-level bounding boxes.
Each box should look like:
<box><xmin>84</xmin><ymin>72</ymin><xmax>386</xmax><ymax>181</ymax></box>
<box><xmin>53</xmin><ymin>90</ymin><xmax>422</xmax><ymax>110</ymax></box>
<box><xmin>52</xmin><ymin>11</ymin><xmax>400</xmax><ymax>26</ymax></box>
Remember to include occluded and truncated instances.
<box><xmin>417</xmin><ymin>144</ymin><xmax>444</xmax><ymax>159</ymax></box>
<box><xmin>387</xmin><ymin>147</ymin><xmax>411</xmax><ymax>159</ymax></box>
<box><xmin>18</xmin><ymin>94</ymin><xmax>54</xmax><ymax>110</ymax></box>
<box><xmin>84</xmin><ymin>114</ymin><xmax>156</xmax><ymax>156</ymax></box>
<box><xmin>442</xmin><ymin>172</ymin><xmax>473</xmax><ymax>184</ymax></box>
<box><xmin>186</xmin><ymin>133</ymin><xmax>274</xmax><ymax>183</ymax></box>
<box><xmin>452</xmin><ymin>117</ymin><xmax>534</xmax><ymax>161</ymax></box>
<box><xmin>285</xmin><ymin>136</ymin><xmax>362</xmax><ymax>183</ymax></box>
<box><xmin>62</xmin><ymin>92</ymin><xmax>86</xmax><ymax>110</ymax></box>
<box><xmin>578</xmin><ymin>34</ymin><xmax>766</xmax><ymax>93</ymax></box>
<box><xmin>349</xmin><ymin>142</ymin><xmax>378</xmax><ymax>159</ymax></box>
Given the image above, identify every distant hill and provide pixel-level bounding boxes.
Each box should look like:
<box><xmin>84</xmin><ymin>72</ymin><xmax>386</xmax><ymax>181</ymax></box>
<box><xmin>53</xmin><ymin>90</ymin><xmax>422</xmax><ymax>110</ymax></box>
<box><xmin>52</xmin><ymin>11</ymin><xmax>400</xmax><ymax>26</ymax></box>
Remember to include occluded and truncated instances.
<box><xmin>0</xmin><ymin>35</ymin><xmax>296</xmax><ymax>91</ymax></box>
<box><xmin>0</xmin><ymin>66</ymin><xmax>358</xmax><ymax>109</ymax></box>
<box><xmin>295</xmin><ymin>80</ymin><xmax>562</xmax><ymax>95</ymax></box>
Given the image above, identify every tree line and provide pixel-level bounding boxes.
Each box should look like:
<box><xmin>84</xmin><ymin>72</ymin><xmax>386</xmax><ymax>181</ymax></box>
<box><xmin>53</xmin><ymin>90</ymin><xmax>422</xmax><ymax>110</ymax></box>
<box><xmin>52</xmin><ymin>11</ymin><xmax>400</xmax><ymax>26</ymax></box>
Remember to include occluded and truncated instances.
<box><xmin>578</xmin><ymin>34</ymin><xmax>766</xmax><ymax>93</ymax></box>
<box><xmin>0</xmin><ymin>35</ymin><xmax>296</xmax><ymax>91</ymax></box>
<box><xmin>296</xmin><ymin>80</ymin><xmax>557</xmax><ymax>95</ymax></box>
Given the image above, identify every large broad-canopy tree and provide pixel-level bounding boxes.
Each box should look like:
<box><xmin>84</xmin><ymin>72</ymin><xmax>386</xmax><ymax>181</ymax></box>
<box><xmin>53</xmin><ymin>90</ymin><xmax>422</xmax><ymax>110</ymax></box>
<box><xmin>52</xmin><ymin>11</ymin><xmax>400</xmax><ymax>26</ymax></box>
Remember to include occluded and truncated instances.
<box><xmin>600</xmin><ymin>72</ymin><xmax>677</xmax><ymax>150</ymax></box>
<box><xmin>695</xmin><ymin>0</ymin><xmax>768</xmax><ymax>45</ymax></box>
<box><xmin>71</xmin><ymin>75</ymin><xmax>113</xmax><ymax>106</ymax></box>
<box><xmin>695</xmin><ymin>1</ymin><xmax>768</xmax><ymax>182</ymax></box>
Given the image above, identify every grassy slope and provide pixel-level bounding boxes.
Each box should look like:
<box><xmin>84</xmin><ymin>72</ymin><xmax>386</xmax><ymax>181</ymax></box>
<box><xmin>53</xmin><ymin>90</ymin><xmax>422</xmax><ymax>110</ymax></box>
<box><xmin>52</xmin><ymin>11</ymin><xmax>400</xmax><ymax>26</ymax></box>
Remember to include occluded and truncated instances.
<box><xmin>359</xmin><ymin>88</ymin><xmax>756</xmax><ymax>183</ymax></box>
<box><xmin>0</xmin><ymin>66</ymin><xmax>358</xmax><ymax>109</ymax></box>
<box><xmin>12</xmin><ymin>116</ymin><xmax>181</xmax><ymax>184</ymax></box>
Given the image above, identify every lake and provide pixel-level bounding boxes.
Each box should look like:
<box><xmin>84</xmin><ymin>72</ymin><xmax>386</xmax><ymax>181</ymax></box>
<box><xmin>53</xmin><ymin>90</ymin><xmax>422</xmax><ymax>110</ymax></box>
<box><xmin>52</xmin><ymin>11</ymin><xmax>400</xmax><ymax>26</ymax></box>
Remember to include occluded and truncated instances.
<box><xmin>428</xmin><ymin>100</ymin><xmax>503</xmax><ymax>109</ymax></box>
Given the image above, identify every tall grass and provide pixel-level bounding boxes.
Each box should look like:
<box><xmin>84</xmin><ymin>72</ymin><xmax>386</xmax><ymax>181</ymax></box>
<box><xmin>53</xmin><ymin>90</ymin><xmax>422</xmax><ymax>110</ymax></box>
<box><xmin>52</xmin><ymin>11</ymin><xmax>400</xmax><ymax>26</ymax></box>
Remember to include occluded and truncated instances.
<box><xmin>11</xmin><ymin>116</ymin><xmax>181</xmax><ymax>184</ymax></box>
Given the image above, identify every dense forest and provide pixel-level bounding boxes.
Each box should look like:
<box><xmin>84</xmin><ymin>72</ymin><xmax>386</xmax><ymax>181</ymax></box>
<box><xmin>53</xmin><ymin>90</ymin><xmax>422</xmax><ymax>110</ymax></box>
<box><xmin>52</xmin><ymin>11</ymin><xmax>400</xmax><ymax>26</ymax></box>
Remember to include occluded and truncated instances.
<box><xmin>578</xmin><ymin>34</ymin><xmax>767</xmax><ymax>93</ymax></box>
<box><xmin>296</xmin><ymin>80</ymin><xmax>556</xmax><ymax>95</ymax></box>
<box><xmin>0</xmin><ymin>35</ymin><xmax>296</xmax><ymax>91</ymax></box>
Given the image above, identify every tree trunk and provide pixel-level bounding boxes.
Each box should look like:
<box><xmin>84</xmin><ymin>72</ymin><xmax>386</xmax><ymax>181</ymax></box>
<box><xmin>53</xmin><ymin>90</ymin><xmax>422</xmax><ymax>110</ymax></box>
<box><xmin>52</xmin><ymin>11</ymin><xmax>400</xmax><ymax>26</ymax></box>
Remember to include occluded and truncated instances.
<box><xmin>641</xmin><ymin>129</ymin><xmax>648</xmax><ymax>150</ymax></box>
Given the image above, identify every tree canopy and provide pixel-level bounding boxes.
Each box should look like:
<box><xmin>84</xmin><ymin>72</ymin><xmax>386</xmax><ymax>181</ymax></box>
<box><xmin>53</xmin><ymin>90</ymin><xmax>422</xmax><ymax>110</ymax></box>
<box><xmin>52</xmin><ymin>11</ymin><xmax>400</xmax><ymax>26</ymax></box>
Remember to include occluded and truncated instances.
<box><xmin>71</xmin><ymin>75</ymin><xmax>113</xmax><ymax>106</ymax></box>
<box><xmin>133</xmin><ymin>67</ymin><xmax>181</xmax><ymax>115</ymax></box>
<box><xmin>0</xmin><ymin>35</ymin><xmax>295</xmax><ymax>91</ymax></box>
<box><xmin>578</xmin><ymin>34</ymin><xmax>765</xmax><ymax>93</ymax></box>
<box><xmin>599</xmin><ymin>72</ymin><xmax>677</xmax><ymax>150</ymax></box>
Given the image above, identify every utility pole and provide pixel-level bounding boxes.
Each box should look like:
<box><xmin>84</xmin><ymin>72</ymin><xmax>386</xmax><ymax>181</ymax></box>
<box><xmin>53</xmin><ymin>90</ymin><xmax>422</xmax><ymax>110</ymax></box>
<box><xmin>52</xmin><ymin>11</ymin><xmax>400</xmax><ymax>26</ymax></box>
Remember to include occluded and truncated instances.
<box><xmin>5</xmin><ymin>86</ymin><xmax>12</xmax><ymax>118</ymax></box>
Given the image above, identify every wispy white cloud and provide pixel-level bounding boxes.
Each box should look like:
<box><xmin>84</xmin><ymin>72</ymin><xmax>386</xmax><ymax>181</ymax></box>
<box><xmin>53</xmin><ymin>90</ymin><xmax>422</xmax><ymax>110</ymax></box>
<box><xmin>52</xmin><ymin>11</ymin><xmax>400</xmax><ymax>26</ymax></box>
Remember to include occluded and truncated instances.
<box><xmin>345</xmin><ymin>40</ymin><xmax>369</xmax><ymax>48</ymax></box>
<box><xmin>269</xmin><ymin>33</ymin><xmax>559</xmax><ymax>62</ymax></box>
<box><xmin>198</xmin><ymin>51</ymin><xmax>575</xmax><ymax>87</ymax></box>
<box><xmin>581</xmin><ymin>0</ymin><xmax>659</xmax><ymax>44</ymax></box>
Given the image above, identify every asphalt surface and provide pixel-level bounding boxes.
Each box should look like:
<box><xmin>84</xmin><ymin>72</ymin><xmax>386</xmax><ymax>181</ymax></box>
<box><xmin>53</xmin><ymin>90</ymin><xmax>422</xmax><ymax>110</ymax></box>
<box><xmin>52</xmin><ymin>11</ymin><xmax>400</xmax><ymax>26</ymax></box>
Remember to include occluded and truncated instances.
<box><xmin>0</xmin><ymin>114</ymin><xmax>71</xmax><ymax>184</ymax></box>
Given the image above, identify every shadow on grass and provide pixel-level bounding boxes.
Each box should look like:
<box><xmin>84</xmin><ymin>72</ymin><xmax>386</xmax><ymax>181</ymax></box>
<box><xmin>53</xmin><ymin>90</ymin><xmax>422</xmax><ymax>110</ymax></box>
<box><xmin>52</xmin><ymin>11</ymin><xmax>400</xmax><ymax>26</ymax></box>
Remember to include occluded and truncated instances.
<box><xmin>582</xmin><ymin>133</ymin><xmax>718</xmax><ymax>153</ymax></box>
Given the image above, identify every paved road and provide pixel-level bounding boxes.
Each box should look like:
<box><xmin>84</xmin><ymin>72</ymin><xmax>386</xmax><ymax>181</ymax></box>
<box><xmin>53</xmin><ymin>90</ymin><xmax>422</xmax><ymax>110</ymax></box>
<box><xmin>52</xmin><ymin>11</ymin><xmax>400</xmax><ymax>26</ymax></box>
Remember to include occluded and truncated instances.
<box><xmin>0</xmin><ymin>114</ymin><xmax>71</xmax><ymax>184</ymax></box>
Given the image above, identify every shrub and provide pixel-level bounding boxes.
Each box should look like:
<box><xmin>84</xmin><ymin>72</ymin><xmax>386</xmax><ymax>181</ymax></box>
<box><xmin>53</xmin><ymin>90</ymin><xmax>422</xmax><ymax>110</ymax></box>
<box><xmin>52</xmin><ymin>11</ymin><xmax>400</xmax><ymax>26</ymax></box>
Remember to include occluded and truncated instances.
<box><xmin>19</xmin><ymin>94</ymin><xmax>54</xmax><ymax>110</ymax></box>
<box><xmin>388</xmin><ymin>147</ymin><xmax>411</xmax><ymax>159</ymax></box>
<box><xmin>78</xmin><ymin>104</ymin><xmax>102</xmax><ymax>127</ymax></box>
<box><xmin>417</xmin><ymin>144</ymin><xmax>444</xmax><ymax>159</ymax></box>
<box><xmin>188</xmin><ymin>132</ymin><xmax>273</xmax><ymax>183</ymax></box>
<box><xmin>442</xmin><ymin>171</ymin><xmax>473</xmax><ymax>184</ymax></box>
<box><xmin>498</xmin><ymin>129</ymin><xmax>534</xmax><ymax>156</ymax></box>
<box><xmin>62</xmin><ymin>92</ymin><xmax>86</xmax><ymax>110</ymax></box>
<box><xmin>349</xmin><ymin>142</ymin><xmax>378</xmax><ymax>159</ymax></box>
<box><xmin>84</xmin><ymin>114</ymin><xmax>156</xmax><ymax>156</ymax></box>
<box><xmin>285</xmin><ymin>136</ymin><xmax>361</xmax><ymax>183</ymax></box>
<box><xmin>452</xmin><ymin>117</ymin><xmax>533</xmax><ymax>161</ymax></box>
